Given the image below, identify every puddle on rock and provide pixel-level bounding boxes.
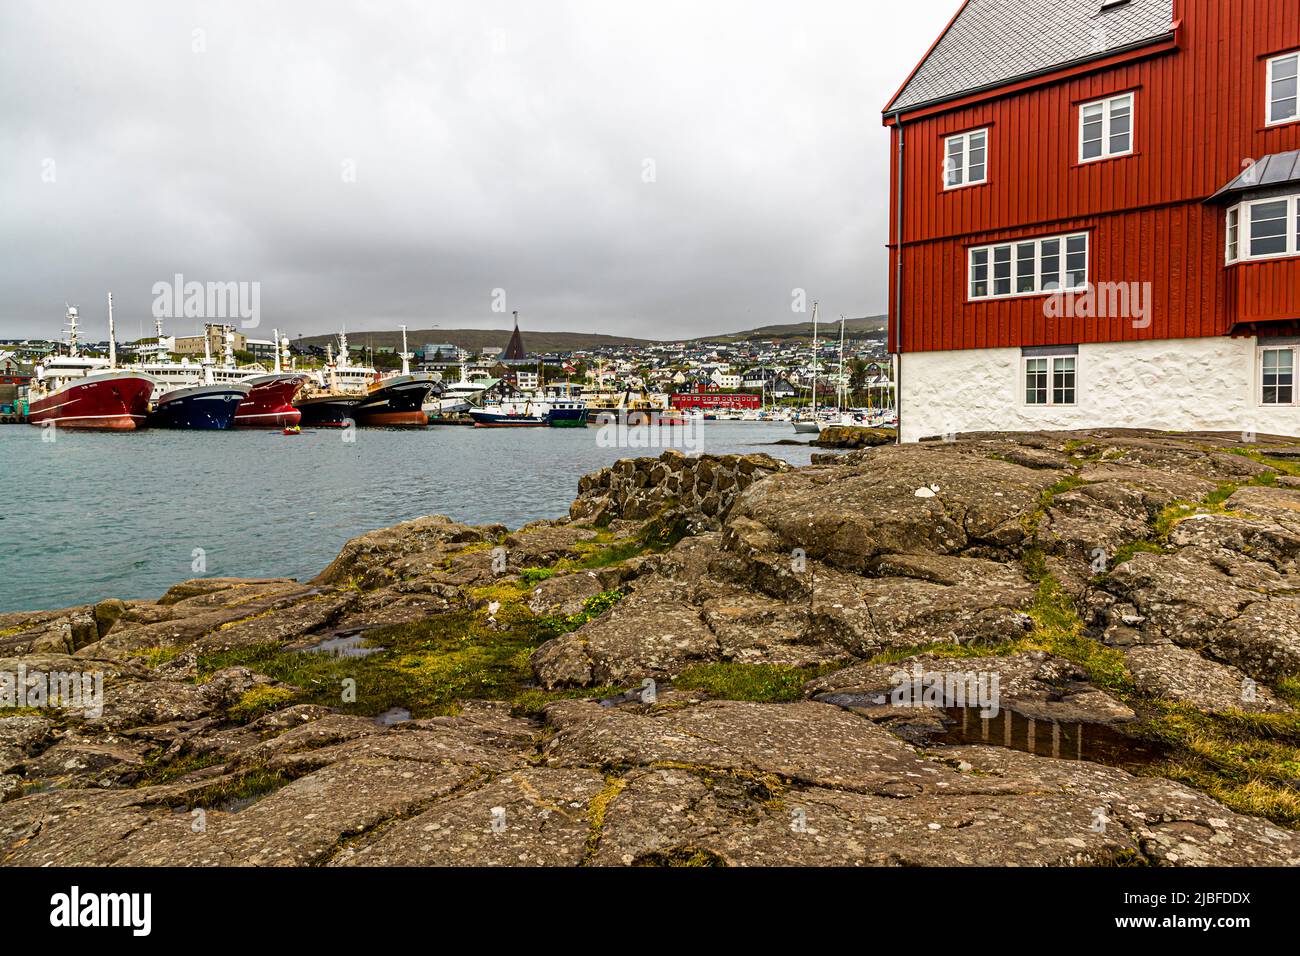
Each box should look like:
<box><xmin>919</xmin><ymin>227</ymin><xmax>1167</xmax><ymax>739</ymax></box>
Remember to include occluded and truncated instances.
<box><xmin>295</xmin><ymin>627</ymin><xmax>386</xmax><ymax>659</ymax></box>
<box><xmin>815</xmin><ymin>692</ymin><xmax>888</xmax><ymax>708</ymax></box>
<box><xmin>936</xmin><ymin>706</ymin><xmax>1167</xmax><ymax>770</ymax></box>
<box><xmin>375</xmin><ymin>707</ymin><xmax>411</xmax><ymax>726</ymax></box>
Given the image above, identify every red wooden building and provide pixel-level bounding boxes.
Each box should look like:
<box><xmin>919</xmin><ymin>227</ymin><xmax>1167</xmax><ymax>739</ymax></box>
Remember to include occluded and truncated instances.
<box><xmin>884</xmin><ymin>0</ymin><xmax>1299</xmax><ymax>441</ymax></box>
<box><xmin>670</xmin><ymin>389</ymin><xmax>761</xmax><ymax>410</ymax></box>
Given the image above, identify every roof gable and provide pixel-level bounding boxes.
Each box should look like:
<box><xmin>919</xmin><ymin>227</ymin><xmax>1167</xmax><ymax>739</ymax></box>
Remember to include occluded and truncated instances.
<box><xmin>886</xmin><ymin>0</ymin><xmax>1174</xmax><ymax>114</ymax></box>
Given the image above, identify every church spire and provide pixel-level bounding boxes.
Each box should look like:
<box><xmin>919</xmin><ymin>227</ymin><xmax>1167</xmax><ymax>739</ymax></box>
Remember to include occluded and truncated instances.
<box><xmin>503</xmin><ymin>310</ymin><xmax>526</xmax><ymax>360</ymax></box>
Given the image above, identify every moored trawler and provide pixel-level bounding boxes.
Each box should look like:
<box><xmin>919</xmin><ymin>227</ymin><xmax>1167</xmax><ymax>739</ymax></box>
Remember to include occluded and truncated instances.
<box><xmin>231</xmin><ymin>373</ymin><xmax>307</xmax><ymax>428</ymax></box>
<box><xmin>584</xmin><ymin>387</ymin><xmax>683</xmax><ymax>425</ymax></box>
<box><xmin>545</xmin><ymin>400</ymin><xmax>587</xmax><ymax>427</ymax></box>
<box><xmin>203</xmin><ymin>327</ymin><xmax>306</xmax><ymax>428</ymax></box>
<box><xmin>469</xmin><ymin>397</ymin><xmax>548</xmax><ymax>427</ymax></box>
<box><xmin>353</xmin><ymin>372</ymin><xmax>435</xmax><ymax>427</ymax></box>
<box><xmin>27</xmin><ymin>300</ymin><xmax>154</xmax><ymax>431</ymax></box>
<box><xmin>351</xmin><ymin>326</ymin><xmax>434</xmax><ymax>427</ymax></box>
<box><xmin>148</xmin><ymin>381</ymin><xmax>250</xmax><ymax>429</ymax></box>
<box><xmin>134</xmin><ymin>318</ymin><xmax>250</xmax><ymax>430</ymax></box>
<box><xmin>296</xmin><ymin>391</ymin><xmax>364</xmax><ymax>427</ymax></box>
<box><xmin>293</xmin><ymin>333</ymin><xmax>373</xmax><ymax>426</ymax></box>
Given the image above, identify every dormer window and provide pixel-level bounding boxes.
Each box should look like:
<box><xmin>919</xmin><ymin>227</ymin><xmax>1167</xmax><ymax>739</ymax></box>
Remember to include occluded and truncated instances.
<box><xmin>1267</xmin><ymin>51</ymin><xmax>1298</xmax><ymax>126</ymax></box>
<box><xmin>1079</xmin><ymin>93</ymin><xmax>1133</xmax><ymax>162</ymax></box>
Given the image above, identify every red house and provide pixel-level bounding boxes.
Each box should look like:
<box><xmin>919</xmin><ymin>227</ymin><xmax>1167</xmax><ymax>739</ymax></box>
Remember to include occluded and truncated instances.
<box><xmin>884</xmin><ymin>0</ymin><xmax>1299</xmax><ymax>441</ymax></box>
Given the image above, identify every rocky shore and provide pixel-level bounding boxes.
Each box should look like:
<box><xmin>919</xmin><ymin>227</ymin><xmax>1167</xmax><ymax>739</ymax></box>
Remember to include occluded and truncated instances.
<box><xmin>2</xmin><ymin>429</ymin><xmax>1299</xmax><ymax>866</ymax></box>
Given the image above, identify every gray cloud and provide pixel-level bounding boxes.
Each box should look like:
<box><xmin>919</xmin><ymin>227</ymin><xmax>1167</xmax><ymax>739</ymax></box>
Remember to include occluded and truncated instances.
<box><xmin>0</xmin><ymin>0</ymin><xmax>955</xmax><ymax>341</ymax></box>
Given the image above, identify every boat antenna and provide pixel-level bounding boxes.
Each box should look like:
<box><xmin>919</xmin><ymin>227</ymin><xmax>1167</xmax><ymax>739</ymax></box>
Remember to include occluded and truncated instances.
<box><xmin>66</xmin><ymin>304</ymin><xmax>80</xmax><ymax>358</ymax></box>
<box><xmin>107</xmin><ymin>292</ymin><xmax>117</xmax><ymax>368</ymax></box>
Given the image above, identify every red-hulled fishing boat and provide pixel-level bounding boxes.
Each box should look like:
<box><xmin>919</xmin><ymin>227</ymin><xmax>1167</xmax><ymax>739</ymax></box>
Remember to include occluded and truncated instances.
<box><xmin>27</xmin><ymin>300</ymin><xmax>155</xmax><ymax>431</ymax></box>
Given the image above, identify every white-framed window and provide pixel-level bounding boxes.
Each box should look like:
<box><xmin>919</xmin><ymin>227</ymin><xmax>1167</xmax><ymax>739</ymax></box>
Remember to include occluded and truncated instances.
<box><xmin>1225</xmin><ymin>193</ymin><xmax>1300</xmax><ymax>263</ymax></box>
<box><xmin>1267</xmin><ymin>51</ymin><xmax>1299</xmax><ymax>126</ymax></box>
<box><xmin>944</xmin><ymin>128</ymin><xmax>989</xmax><ymax>189</ymax></box>
<box><xmin>1079</xmin><ymin>92</ymin><xmax>1134</xmax><ymax>162</ymax></box>
<box><xmin>1260</xmin><ymin>345</ymin><xmax>1296</xmax><ymax>406</ymax></box>
<box><xmin>969</xmin><ymin>232</ymin><xmax>1088</xmax><ymax>299</ymax></box>
<box><xmin>1024</xmin><ymin>355</ymin><xmax>1077</xmax><ymax>406</ymax></box>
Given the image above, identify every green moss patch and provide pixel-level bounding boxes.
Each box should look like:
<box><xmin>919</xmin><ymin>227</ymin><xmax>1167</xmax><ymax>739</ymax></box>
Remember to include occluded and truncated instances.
<box><xmin>674</xmin><ymin>662</ymin><xmax>841</xmax><ymax>703</ymax></box>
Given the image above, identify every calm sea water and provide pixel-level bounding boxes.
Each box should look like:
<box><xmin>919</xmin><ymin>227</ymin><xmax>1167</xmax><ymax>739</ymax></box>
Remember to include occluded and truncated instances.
<box><xmin>0</xmin><ymin>421</ymin><xmax>818</xmax><ymax>613</ymax></box>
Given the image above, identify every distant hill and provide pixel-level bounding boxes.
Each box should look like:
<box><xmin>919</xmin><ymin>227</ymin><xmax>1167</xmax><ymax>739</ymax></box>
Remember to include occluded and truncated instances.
<box><xmin>692</xmin><ymin>315</ymin><xmax>888</xmax><ymax>344</ymax></box>
<box><xmin>295</xmin><ymin>328</ymin><xmax>658</xmax><ymax>354</ymax></box>
<box><xmin>294</xmin><ymin>314</ymin><xmax>888</xmax><ymax>354</ymax></box>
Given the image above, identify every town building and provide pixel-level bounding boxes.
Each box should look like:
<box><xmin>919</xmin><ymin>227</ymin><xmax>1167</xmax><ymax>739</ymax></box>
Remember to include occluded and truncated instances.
<box><xmin>670</xmin><ymin>386</ymin><xmax>761</xmax><ymax>410</ymax></box>
<box><xmin>884</xmin><ymin>0</ymin><xmax>1299</xmax><ymax>441</ymax></box>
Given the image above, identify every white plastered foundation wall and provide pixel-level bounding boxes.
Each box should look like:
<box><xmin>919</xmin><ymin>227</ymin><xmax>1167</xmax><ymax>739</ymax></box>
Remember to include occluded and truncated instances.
<box><xmin>897</xmin><ymin>336</ymin><xmax>1299</xmax><ymax>443</ymax></box>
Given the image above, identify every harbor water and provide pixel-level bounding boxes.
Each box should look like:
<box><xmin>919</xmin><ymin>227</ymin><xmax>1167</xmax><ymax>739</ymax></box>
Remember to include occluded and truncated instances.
<box><xmin>0</xmin><ymin>421</ymin><xmax>821</xmax><ymax>614</ymax></box>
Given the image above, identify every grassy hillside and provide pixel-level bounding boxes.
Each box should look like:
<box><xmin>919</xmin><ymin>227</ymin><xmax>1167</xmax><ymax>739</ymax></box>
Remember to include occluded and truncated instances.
<box><xmin>295</xmin><ymin>314</ymin><xmax>887</xmax><ymax>353</ymax></box>
<box><xmin>295</xmin><ymin>328</ymin><xmax>658</xmax><ymax>353</ymax></box>
<box><xmin>693</xmin><ymin>315</ymin><xmax>888</xmax><ymax>344</ymax></box>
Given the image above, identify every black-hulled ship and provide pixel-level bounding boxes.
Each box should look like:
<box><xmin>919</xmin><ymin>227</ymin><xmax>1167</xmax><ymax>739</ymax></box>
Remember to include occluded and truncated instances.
<box><xmin>353</xmin><ymin>372</ymin><xmax>435</xmax><ymax>427</ymax></box>
<box><xmin>351</xmin><ymin>327</ymin><xmax>435</xmax><ymax>427</ymax></box>
<box><xmin>292</xmin><ymin>336</ymin><xmax>369</xmax><ymax>427</ymax></box>
<box><xmin>295</xmin><ymin>328</ymin><xmax>435</xmax><ymax>427</ymax></box>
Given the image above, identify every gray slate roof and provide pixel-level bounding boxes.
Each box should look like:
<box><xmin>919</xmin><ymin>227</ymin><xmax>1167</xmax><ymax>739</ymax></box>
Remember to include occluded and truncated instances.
<box><xmin>1208</xmin><ymin>151</ymin><xmax>1300</xmax><ymax>202</ymax></box>
<box><xmin>887</xmin><ymin>0</ymin><xmax>1174</xmax><ymax>113</ymax></box>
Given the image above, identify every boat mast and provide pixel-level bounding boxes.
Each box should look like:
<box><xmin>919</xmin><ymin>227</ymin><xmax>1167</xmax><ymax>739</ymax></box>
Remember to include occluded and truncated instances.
<box><xmin>273</xmin><ymin>328</ymin><xmax>282</xmax><ymax>373</ymax></box>
<box><xmin>399</xmin><ymin>324</ymin><xmax>410</xmax><ymax>376</ymax></box>
<box><xmin>66</xmin><ymin>305</ymin><xmax>80</xmax><ymax>358</ymax></box>
<box><xmin>837</xmin><ymin>314</ymin><xmax>845</xmax><ymax>415</ymax></box>
<box><xmin>810</xmin><ymin>301</ymin><xmax>818</xmax><ymax>416</ymax></box>
<box><xmin>107</xmin><ymin>292</ymin><xmax>117</xmax><ymax>368</ymax></box>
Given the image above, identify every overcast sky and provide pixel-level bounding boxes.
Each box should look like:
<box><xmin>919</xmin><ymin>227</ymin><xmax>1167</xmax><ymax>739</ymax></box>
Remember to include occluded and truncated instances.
<box><xmin>0</xmin><ymin>0</ymin><xmax>956</xmax><ymax>342</ymax></box>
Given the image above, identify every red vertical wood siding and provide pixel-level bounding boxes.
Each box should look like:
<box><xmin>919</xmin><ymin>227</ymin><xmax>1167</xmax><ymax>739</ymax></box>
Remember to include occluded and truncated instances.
<box><xmin>887</xmin><ymin>0</ymin><xmax>1300</xmax><ymax>354</ymax></box>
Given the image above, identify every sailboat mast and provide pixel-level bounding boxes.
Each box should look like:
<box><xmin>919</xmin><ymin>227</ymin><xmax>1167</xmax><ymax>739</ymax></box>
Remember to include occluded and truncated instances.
<box><xmin>810</xmin><ymin>301</ymin><xmax>819</xmax><ymax>415</ymax></box>
<box><xmin>837</xmin><ymin>315</ymin><xmax>845</xmax><ymax>414</ymax></box>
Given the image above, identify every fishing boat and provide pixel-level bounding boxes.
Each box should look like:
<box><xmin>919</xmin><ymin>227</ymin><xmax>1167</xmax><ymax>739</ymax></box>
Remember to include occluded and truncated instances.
<box><xmin>545</xmin><ymin>400</ymin><xmax>588</xmax><ymax>427</ymax></box>
<box><xmin>469</xmin><ymin>397</ymin><xmax>548</xmax><ymax>427</ymax></box>
<box><xmin>148</xmin><ymin>380</ymin><xmax>250</xmax><ymax>429</ymax></box>
<box><xmin>354</xmin><ymin>372</ymin><xmax>435</xmax><ymax>427</ymax></box>
<box><xmin>27</xmin><ymin>298</ymin><xmax>154</xmax><ymax>431</ymax></box>
<box><xmin>203</xmin><ymin>327</ymin><xmax>306</xmax><ymax>428</ymax></box>
<box><xmin>539</xmin><ymin>383</ymin><xmax>587</xmax><ymax>427</ymax></box>
<box><xmin>134</xmin><ymin>318</ymin><xmax>249</xmax><ymax>430</ymax></box>
<box><xmin>294</xmin><ymin>342</ymin><xmax>366</xmax><ymax>427</ymax></box>
<box><xmin>350</xmin><ymin>327</ymin><xmax>435</xmax><ymax>427</ymax></box>
<box><xmin>426</xmin><ymin>367</ymin><xmax>498</xmax><ymax>415</ymax></box>
<box><xmin>585</xmin><ymin>388</ymin><xmax>683</xmax><ymax>425</ymax></box>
